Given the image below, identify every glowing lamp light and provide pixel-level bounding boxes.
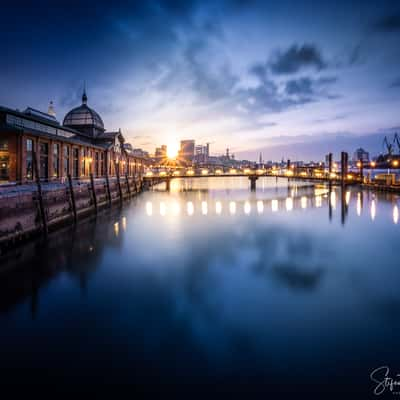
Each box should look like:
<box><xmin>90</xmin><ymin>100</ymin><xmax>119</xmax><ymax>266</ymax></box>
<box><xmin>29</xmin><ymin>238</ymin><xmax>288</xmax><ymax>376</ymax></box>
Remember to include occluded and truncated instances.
<box><xmin>243</xmin><ymin>168</ymin><xmax>251</xmax><ymax>174</ymax></box>
<box><xmin>146</xmin><ymin>171</ymin><xmax>153</xmax><ymax>177</ymax></box>
<box><xmin>286</xmin><ymin>197</ymin><xmax>293</xmax><ymax>211</ymax></box>
<box><xmin>393</xmin><ymin>160</ymin><xmax>399</xmax><ymax>167</ymax></box>
<box><xmin>173</xmin><ymin>170</ymin><xmax>181</xmax><ymax>176</ymax></box>
<box><xmin>187</xmin><ymin>201</ymin><xmax>194</xmax><ymax>216</ymax></box>
<box><xmin>229</xmin><ymin>168</ymin><xmax>237</xmax><ymax>174</ymax></box>
<box><xmin>146</xmin><ymin>202</ymin><xmax>153</xmax><ymax>216</ymax></box>
<box><xmin>393</xmin><ymin>205</ymin><xmax>399</xmax><ymax>224</ymax></box>
<box><xmin>356</xmin><ymin>161</ymin><xmax>362</xmax><ymax>168</ymax></box>
<box><xmin>229</xmin><ymin>201</ymin><xmax>236</xmax><ymax>215</ymax></box>
<box><xmin>330</xmin><ymin>172</ymin><xmax>337</xmax><ymax>178</ymax></box>
<box><xmin>201</xmin><ymin>201</ymin><xmax>208</xmax><ymax>215</ymax></box>
<box><xmin>300</xmin><ymin>171</ymin><xmax>307</xmax><ymax>177</ymax></box>
<box><xmin>187</xmin><ymin>170</ymin><xmax>194</xmax><ymax>176</ymax></box>
<box><xmin>371</xmin><ymin>200</ymin><xmax>376</xmax><ymax>221</ymax></box>
<box><xmin>286</xmin><ymin>170</ymin><xmax>294</xmax><ymax>176</ymax></box>
<box><xmin>370</xmin><ymin>161</ymin><xmax>376</xmax><ymax>168</ymax></box>
<box><xmin>256</xmin><ymin>169</ymin><xmax>265</xmax><ymax>175</ymax></box>
<box><xmin>215</xmin><ymin>169</ymin><xmax>223</xmax><ymax>175</ymax></box>
<box><xmin>347</xmin><ymin>174</ymin><xmax>353</xmax><ymax>180</ymax></box>
<box><xmin>201</xmin><ymin>169</ymin><xmax>209</xmax><ymax>175</ymax></box>
<box><xmin>159</xmin><ymin>171</ymin><xmax>167</xmax><ymax>177</ymax></box>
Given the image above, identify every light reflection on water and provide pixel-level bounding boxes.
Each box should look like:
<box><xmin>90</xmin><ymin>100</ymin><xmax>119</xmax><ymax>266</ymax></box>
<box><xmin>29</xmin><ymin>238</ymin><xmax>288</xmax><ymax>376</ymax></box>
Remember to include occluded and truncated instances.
<box><xmin>0</xmin><ymin>177</ymin><xmax>399</xmax><ymax>391</ymax></box>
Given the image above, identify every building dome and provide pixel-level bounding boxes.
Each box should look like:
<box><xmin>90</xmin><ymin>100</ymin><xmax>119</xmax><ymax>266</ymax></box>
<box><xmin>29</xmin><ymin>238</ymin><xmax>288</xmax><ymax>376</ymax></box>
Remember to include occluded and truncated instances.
<box><xmin>63</xmin><ymin>89</ymin><xmax>104</xmax><ymax>137</ymax></box>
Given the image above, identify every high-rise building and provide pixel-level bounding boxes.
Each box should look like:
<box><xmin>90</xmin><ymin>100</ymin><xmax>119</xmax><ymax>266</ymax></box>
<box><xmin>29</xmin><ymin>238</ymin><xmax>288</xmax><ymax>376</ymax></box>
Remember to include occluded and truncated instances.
<box><xmin>180</xmin><ymin>140</ymin><xmax>195</xmax><ymax>163</ymax></box>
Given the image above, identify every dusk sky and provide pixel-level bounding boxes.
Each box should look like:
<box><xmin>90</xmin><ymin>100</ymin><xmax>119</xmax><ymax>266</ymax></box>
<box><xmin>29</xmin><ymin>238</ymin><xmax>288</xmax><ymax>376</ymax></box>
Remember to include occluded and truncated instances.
<box><xmin>1</xmin><ymin>0</ymin><xmax>400</xmax><ymax>160</ymax></box>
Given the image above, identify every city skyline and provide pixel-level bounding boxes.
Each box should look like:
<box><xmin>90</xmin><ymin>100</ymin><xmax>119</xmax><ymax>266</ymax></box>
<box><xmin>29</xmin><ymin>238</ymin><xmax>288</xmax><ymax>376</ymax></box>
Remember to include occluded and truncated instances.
<box><xmin>1</xmin><ymin>1</ymin><xmax>400</xmax><ymax>161</ymax></box>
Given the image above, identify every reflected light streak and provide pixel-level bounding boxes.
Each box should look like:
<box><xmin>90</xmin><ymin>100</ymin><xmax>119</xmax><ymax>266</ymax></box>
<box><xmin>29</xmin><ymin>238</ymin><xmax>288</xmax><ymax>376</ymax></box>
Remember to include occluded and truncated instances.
<box><xmin>393</xmin><ymin>205</ymin><xmax>399</xmax><ymax>224</ymax></box>
<box><xmin>257</xmin><ymin>200</ymin><xmax>264</xmax><ymax>214</ymax></box>
<box><xmin>272</xmin><ymin>199</ymin><xmax>278</xmax><ymax>212</ymax></box>
<box><xmin>229</xmin><ymin>201</ymin><xmax>236</xmax><ymax>215</ymax></box>
<box><xmin>286</xmin><ymin>197</ymin><xmax>293</xmax><ymax>211</ymax></box>
<box><xmin>114</xmin><ymin>222</ymin><xmax>119</xmax><ymax>237</ymax></box>
<box><xmin>216</xmin><ymin>201</ymin><xmax>222</xmax><ymax>215</ymax></box>
<box><xmin>301</xmin><ymin>196</ymin><xmax>307</xmax><ymax>209</ymax></box>
<box><xmin>201</xmin><ymin>201</ymin><xmax>208</xmax><ymax>215</ymax></box>
<box><xmin>356</xmin><ymin>193</ymin><xmax>362</xmax><ymax>217</ymax></box>
<box><xmin>160</xmin><ymin>202</ymin><xmax>166</xmax><ymax>216</ymax></box>
<box><xmin>371</xmin><ymin>200</ymin><xmax>376</xmax><ymax>221</ymax></box>
<box><xmin>244</xmin><ymin>201</ymin><xmax>251</xmax><ymax>215</ymax></box>
<box><xmin>346</xmin><ymin>191</ymin><xmax>351</xmax><ymax>206</ymax></box>
<box><xmin>187</xmin><ymin>201</ymin><xmax>194</xmax><ymax>216</ymax></box>
<box><xmin>315</xmin><ymin>195</ymin><xmax>322</xmax><ymax>208</ymax></box>
<box><xmin>122</xmin><ymin>217</ymin><xmax>127</xmax><ymax>231</ymax></box>
<box><xmin>146</xmin><ymin>202</ymin><xmax>153</xmax><ymax>216</ymax></box>
<box><xmin>330</xmin><ymin>191</ymin><xmax>336</xmax><ymax>210</ymax></box>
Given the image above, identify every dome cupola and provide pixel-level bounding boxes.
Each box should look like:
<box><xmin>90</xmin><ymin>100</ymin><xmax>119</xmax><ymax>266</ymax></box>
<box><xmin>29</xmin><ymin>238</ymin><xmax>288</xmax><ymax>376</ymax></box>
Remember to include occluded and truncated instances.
<box><xmin>63</xmin><ymin>87</ymin><xmax>105</xmax><ymax>137</ymax></box>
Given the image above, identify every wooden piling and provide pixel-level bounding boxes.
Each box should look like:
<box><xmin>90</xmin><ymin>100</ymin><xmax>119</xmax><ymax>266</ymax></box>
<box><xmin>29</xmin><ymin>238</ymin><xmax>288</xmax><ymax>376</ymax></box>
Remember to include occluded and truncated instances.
<box><xmin>116</xmin><ymin>164</ymin><xmax>123</xmax><ymax>203</ymax></box>
<box><xmin>105</xmin><ymin>173</ymin><xmax>112</xmax><ymax>206</ymax></box>
<box><xmin>90</xmin><ymin>173</ymin><xmax>98</xmax><ymax>214</ymax></box>
<box><xmin>32</xmin><ymin>151</ymin><xmax>48</xmax><ymax>235</ymax></box>
<box><xmin>125</xmin><ymin>174</ymin><xmax>131</xmax><ymax>197</ymax></box>
<box><xmin>67</xmin><ymin>174</ymin><xmax>77</xmax><ymax>223</ymax></box>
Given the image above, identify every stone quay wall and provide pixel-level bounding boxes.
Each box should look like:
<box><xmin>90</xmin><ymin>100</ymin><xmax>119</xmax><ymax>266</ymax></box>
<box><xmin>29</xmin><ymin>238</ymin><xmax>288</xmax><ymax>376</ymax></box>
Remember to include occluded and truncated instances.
<box><xmin>0</xmin><ymin>176</ymin><xmax>143</xmax><ymax>246</ymax></box>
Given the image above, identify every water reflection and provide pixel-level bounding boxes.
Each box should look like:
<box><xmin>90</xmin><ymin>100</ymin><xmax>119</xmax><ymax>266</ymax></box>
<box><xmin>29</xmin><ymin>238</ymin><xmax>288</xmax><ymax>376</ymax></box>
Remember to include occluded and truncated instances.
<box><xmin>0</xmin><ymin>178</ymin><xmax>399</xmax><ymax>390</ymax></box>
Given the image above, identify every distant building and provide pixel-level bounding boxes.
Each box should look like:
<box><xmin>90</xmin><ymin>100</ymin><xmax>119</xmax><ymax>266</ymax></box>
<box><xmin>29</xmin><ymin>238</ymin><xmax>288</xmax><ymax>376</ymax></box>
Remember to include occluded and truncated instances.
<box><xmin>194</xmin><ymin>143</ymin><xmax>210</xmax><ymax>164</ymax></box>
<box><xmin>179</xmin><ymin>140</ymin><xmax>195</xmax><ymax>163</ymax></box>
<box><xmin>353</xmin><ymin>148</ymin><xmax>369</xmax><ymax>163</ymax></box>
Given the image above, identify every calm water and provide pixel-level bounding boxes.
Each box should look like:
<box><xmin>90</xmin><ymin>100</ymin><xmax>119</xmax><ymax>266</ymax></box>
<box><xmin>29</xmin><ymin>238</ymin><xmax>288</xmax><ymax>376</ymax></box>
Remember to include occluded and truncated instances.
<box><xmin>0</xmin><ymin>177</ymin><xmax>399</xmax><ymax>394</ymax></box>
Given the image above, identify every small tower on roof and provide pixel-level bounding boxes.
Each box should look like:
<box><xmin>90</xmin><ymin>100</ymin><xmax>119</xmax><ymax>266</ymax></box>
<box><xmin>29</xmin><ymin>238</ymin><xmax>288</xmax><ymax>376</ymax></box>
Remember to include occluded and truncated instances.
<box><xmin>47</xmin><ymin>101</ymin><xmax>56</xmax><ymax>117</ymax></box>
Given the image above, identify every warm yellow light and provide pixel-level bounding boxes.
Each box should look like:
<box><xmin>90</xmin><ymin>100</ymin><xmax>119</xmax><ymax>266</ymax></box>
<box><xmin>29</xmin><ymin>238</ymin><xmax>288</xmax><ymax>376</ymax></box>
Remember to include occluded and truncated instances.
<box><xmin>229</xmin><ymin>201</ymin><xmax>236</xmax><ymax>215</ymax></box>
<box><xmin>201</xmin><ymin>169</ymin><xmax>208</xmax><ymax>175</ymax></box>
<box><xmin>159</xmin><ymin>171</ymin><xmax>167</xmax><ymax>176</ymax></box>
<box><xmin>146</xmin><ymin>171</ymin><xmax>153</xmax><ymax>177</ymax></box>
<box><xmin>187</xmin><ymin>201</ymin><xmax>194</xmax><ymax>216</ymax></box>
<box><xmin>229</xmin><ymin>168</ymin><xmax>237</xmax><ymax>174</ymax></box>
<box><xmin>167</xmin><ymin>142</ymin><xmax>179</xmax><ymax>159</ymax></box>
<box><xmin>173</xmin><ymin>170</ymin><xmax>180</xmax><ymax>176</ymax></box>
<box><xmin>201</xmin><ymin>201</ymin><xmax>208</xmax><ymax>215</ymax></box>
<box><xmin>243</xmin><ymin>168</ymin><xmax>251</xmax><ymax>174</ymax></box>
<box><xmin>215</xmin><ymin>169</ymin><xmax>223</xmax><ymax>175</ymax></box>
<box><xmin>393</xmin><ymin>160</ymin><xmax>399</xmax><ymax>167</ymax></box>
<box><xmin>187</xmin><ymin>169</ymin><xmax>194</xmax><ymax>176</ymax></box>
<box><xmin>330</xmin><ymin>172</ymin><xmax>337</xmax><ymax>178</ymax></box>
<box><xmin>244</xmin><ymin>201</ymin><xmax>251</xmax><ymax>215</ymax></box>
<box><xmin>356</xmin><ymin>161</ymin><xmax>362</xmax><ymax>168</ymax></box>
<box><xmin>271</xmin><ymin>170</ymin><xmax>278</xmax><ymax>175</ymax></box>
<box><xmin>347</xmin><ymin>174</ymin><xmax>353</xmax><ymax>180</ymax></box>
<box><xmin>315</xmin><ymin>172</ymin><xmax>322</xmax><ymax>177</ymax></box>
<box><xmin>256</xmin><ymin>169</ymin><xmax>265</xmax><ymax>175</ymax></box>
<box><xmin>286</xmin><ymin>170</ymin><xmax>294</xmax><ymax>176</ymax></box>
<box><xmin>286</xmin><ymin>197</ymin><xmax>293</xmax><ymax>211</ymax></box>
<box><xmin>393</xmin><ymin>205</ymin><xmax>399</xmax><ymax>224</ymax></box>
<box><xmin>370</xmin><ymin>161</ymin><xmax>376</xmax><ymax>168</ymax></box>
<box><xmin>300</xmin><ymin>171</ymin><xmax>307</xmax><ymax>177</ymax></box>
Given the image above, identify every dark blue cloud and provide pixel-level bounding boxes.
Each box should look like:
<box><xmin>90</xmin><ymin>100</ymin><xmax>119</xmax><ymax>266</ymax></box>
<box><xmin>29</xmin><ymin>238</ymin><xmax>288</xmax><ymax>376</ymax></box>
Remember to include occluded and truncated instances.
<box><xmin>269</xmin><ymin>44</ymin><xmax>327</xmax><ymax>75</ymax></box>
<box><xmin>372</xmin><ymin>13</ymin><xmax>400</xmax><ymax>32</ymax></box>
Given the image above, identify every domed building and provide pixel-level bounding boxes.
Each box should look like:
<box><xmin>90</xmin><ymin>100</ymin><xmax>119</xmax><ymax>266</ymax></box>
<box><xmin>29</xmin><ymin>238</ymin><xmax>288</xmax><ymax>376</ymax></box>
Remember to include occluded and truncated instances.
<box><xmin>63</xmin><ymin>89</ymin><xmax>105</xmax><ymax>138</ymax></box>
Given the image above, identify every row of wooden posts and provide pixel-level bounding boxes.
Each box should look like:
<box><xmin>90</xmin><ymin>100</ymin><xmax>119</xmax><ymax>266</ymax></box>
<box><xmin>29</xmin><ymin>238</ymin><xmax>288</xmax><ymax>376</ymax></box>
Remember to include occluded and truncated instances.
<box><xmin>32</xmin><ymin>150</ymin><xmax>141</xmax><ymax>237</ymax></box>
